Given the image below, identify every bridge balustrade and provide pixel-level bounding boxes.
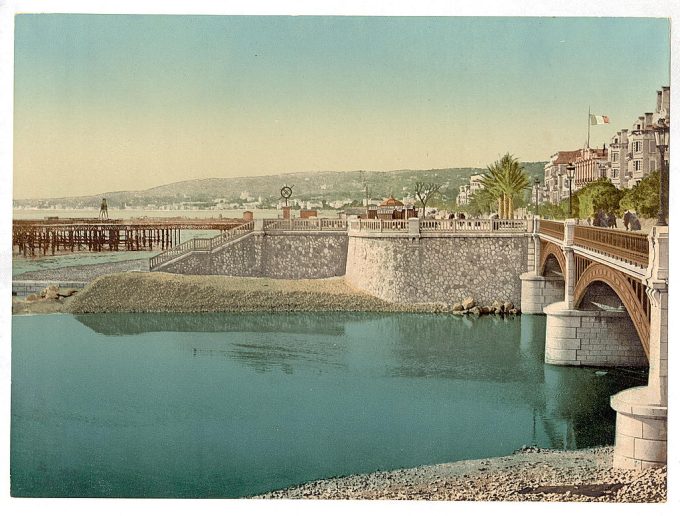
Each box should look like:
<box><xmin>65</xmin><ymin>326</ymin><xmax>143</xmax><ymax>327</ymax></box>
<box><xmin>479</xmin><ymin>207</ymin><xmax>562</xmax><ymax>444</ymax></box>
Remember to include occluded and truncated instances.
<box><xmin>573</xmin><ymin>225</ymin><xmax>649</xmax><ymax>269</ymax></box>
<box><xmin>538</xmin><ymin>220</ymin><xmax>564</xmax><ymax>240</ymax></box>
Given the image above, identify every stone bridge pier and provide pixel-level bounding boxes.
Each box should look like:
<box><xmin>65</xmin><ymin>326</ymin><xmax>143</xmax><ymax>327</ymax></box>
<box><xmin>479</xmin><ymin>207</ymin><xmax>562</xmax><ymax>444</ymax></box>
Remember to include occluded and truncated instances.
<box><xmin>521</xmin><ymin>219</ymin><xmax>668</xmax><ymax>469</ymax></box>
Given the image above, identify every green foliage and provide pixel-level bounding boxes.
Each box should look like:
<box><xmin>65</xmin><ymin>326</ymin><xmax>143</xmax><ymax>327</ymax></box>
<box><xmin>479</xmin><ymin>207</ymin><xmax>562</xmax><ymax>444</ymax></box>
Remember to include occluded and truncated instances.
<box><xmin>574</xmin><ymin>178</ymin><xmax>624</xmax><ymax>218</ymax></box>
<box><xmin>620</xmin><ymin>170</ymin><xmax>666</xmax><ymax>218</ymax></box>
<box><xmin>480</xmin><ymin>153</ymin><xmax>530</xmax><ymax>218</ymax></box>
<box><xmin>467</xmin><ymin>188</ymin><xmax>496</xmax><ymax>216</ymax></box>
<box><xmin>538</xmin><ymin>200</ymin><xmax>569</xmax><ymax>220</ymax></box>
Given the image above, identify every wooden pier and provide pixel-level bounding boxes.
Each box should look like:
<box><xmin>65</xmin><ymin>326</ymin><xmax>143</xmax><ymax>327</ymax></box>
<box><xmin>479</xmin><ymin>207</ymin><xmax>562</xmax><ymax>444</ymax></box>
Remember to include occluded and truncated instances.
<box><xmin>12</xmin><ymin>218</ymin><xmax>244</xmax><ymax>256</ymax></box>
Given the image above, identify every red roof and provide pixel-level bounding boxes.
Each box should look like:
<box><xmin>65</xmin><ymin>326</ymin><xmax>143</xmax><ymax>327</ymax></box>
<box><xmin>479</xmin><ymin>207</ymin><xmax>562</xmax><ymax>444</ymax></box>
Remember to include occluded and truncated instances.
<box><xmin>380</xmin><ymin>196</ymin><xmax>404</xmax><ymax>207</ymax></box>
<box><xmin>552</xmin><ymin>150</ymin><xmax>585</xmax><ymax>165</ymax></box>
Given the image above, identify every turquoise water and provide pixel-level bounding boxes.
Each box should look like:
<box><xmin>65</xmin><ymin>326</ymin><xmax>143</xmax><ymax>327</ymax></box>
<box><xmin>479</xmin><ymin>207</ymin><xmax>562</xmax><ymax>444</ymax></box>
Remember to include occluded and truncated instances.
<box><xmin>11</xmin><ymin>313</ymin><xmax>646</xmax><ymax>498</ymax></box>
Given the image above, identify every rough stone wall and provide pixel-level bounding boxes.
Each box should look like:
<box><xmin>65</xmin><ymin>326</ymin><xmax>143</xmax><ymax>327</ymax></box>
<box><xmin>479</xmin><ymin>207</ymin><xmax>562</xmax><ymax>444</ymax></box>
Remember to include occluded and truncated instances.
<box><xmin>544</xmin><ymin>303</ymin><xmax>647</xmax><ymax>367</ymax></box>
<box><xmin>261</xmin><ymin>234</ymin><xmax>348</xmax><ymax>279</ymax></box>
<box><xmin>345</xmin><ymin>235</ymin><xmax>530</xmax><ymax>305</ymax></box>
<box><xmin>157</xmin><ymin>233</ymin><xmax>348</xmax><ymax>279</ymax></box>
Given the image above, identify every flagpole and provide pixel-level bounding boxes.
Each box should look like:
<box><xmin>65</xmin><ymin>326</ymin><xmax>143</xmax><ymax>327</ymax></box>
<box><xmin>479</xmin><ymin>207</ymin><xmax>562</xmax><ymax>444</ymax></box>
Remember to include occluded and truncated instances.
<box><xmin>587</xmin><ymin>106</ymin><xmax>591</xmax><ymax>149</ymax></box>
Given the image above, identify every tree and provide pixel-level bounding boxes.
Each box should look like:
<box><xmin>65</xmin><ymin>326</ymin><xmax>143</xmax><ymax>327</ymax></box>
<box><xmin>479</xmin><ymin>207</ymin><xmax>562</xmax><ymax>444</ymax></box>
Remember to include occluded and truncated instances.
<box><xmin>414</xmin><ymin>182</ymin><xmax>443</xmax><ymax>217</ymax></box>
<box><xmin>467</xmin><ymin>188</ymin><xmax>496</xmax><ymax>217</ymax></box>
<box><xmin>575</xmin><ymin>178</ymin><xmax>624</xmax><ymax>219</ymax></box>
<box><xmin>480</xmin><ymin>153</ymin><xmax>530</xmax><ymax>219</ymax></box>
<box><xmin>620</xmin><ymin>170</ymin><xmax>667</xmax><ymax>219</ymax></box>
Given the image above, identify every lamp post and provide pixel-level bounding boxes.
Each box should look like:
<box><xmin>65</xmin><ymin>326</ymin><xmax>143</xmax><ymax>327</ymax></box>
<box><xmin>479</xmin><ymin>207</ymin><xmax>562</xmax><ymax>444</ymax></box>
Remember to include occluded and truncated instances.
<box><xmin>566</xmin><ymin>163</ymin><xmax>576</xmax><ymax>218</ymax></box>
<box><xmin>653</xmin><ymin>118</ymin><xmax>670</xmax><ymax>226</ymax></box>
<box><xmin>533</xmin><ymin>178</ymin><xmax>540</xmax><ymax>216</ymax></box>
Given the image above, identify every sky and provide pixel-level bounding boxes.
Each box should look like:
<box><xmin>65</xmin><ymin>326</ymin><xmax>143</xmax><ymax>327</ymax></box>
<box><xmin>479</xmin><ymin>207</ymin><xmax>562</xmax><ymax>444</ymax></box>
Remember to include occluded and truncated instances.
<box><xmin>12</xmin><ymin>14</ymin><xmax>671</xmax><ymax>199</ymax></box>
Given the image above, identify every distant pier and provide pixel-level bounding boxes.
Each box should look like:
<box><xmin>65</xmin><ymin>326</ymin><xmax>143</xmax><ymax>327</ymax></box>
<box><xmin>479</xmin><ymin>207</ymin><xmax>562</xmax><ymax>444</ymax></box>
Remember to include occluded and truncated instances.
<box><xmin>12</xmin><ymin>217</ymin><xmax>244</xmax><ymax>256</ymax></box>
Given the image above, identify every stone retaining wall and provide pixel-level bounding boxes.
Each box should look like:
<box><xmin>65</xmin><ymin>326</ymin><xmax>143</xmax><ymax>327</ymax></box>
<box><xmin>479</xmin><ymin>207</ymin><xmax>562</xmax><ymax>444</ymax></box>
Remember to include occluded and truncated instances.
<box><xmin>544</xmin><ymin>301</ymin><xmax>647</xmax><ymax>367</ymax></box>
<box><xmin>345</xmin><ymin>234</ymin><xmax>530</xmax><ymax>305</ymax></box>
<box><xmin>158</xmin><ymin>232</ymin><xmax>348</xmax><ymax>279</ymax></box>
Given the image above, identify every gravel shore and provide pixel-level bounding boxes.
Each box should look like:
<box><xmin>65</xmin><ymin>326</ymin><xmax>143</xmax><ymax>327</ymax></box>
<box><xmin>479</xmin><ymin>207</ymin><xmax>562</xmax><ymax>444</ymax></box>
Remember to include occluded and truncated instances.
<box><xmin>257</xmin><ymin>446</ymin><xmax>666</xmax><ymax>502</ymax></box>
<box><xmin>65</xmin><ymin>272</ymin><xmax>459</xmax><ymax>314</ymax></box>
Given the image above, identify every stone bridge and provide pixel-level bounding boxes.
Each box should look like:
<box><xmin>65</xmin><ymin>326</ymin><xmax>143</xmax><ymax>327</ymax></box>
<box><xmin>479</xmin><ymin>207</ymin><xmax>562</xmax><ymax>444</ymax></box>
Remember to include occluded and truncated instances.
<box><xmin>521</xmin><ymin>219</ymin><xmax>668</xmax><ymax>470</ymax></box>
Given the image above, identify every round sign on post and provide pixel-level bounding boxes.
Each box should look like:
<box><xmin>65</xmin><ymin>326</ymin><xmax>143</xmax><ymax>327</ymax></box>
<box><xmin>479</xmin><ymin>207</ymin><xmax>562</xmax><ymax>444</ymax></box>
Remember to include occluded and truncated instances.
<box><xmin>280</xmin><ymin>185</ymin><xmax>293</xmax><ymax>206</ymax></box>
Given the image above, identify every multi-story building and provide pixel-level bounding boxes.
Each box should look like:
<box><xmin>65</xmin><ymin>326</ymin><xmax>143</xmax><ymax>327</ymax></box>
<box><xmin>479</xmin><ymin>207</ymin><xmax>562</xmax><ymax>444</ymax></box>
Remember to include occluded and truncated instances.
<box><xmin>607</xmin><ymin>129</ymin><xmax>628</xmax><ymax>188</ymax></box>
<box><xmin>543</xmin><ymin>150</ymin><xmax>584</xmax><ymax>203</ymax></box>
<box><xmin>603</xmin><ymin>86</ymin><xmax>670</xmax><ymax>188</ymax></box>
<box><xmin>574</xmin><ymin>147</ymin><xmax>608</xmax><ymax>189</ymax></box>
<box><xmin>456</xmin><ymin>173</ymin><xmax>485</xmax><ymax>206</ymax></box>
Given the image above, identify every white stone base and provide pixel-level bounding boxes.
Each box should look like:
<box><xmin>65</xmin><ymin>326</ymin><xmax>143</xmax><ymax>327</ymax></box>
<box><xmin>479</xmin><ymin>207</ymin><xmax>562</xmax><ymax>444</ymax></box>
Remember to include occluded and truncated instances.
<box><xmin>543</xmin><ymin>302</ymin><xmax>647</xmax><ymax>367</ymax></box>
<box><xmin>610</xmin><ymin>386</ymin><xmax>667</xmax><ymax>469</ymax></box>
<box><xmin>520</xmin><ymin>272</ymin><xmax>564</xmax><ymax>314</ymax></box>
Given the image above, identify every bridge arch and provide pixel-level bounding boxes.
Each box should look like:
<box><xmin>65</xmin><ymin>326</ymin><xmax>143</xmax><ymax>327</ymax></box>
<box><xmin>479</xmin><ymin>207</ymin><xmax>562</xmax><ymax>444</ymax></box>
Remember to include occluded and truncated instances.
<box><xmin>539</xmin><ymin>241</ymin><xmax>566</xmax><ymax>277</ymax></box>
<box><xmin>573</xmin><ymin>262</ymin><xmax>650</xmax><ymax>357</ymax></box>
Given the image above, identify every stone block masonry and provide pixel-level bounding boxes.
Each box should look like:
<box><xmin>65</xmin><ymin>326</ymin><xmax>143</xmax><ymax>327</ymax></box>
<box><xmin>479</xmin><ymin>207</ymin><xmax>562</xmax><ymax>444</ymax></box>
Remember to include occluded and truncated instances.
<box><xmin>158</xmin><ymin>232</ymin><xmax>348</xmax><ymax>279</ymax></box>
<box><xmin>544</xmin><ymin>301</ymin><xmax>647</xmax><ymax>367</ymax></box>
<box><xmin>345</xmin><ymin>234</ymin><xmax>530</xmax><ymax>306</ymax></box>
<box><xmin>519</xmin><ymin>273</ymin><xmax>565</xmax><ymax>314</ymax></box>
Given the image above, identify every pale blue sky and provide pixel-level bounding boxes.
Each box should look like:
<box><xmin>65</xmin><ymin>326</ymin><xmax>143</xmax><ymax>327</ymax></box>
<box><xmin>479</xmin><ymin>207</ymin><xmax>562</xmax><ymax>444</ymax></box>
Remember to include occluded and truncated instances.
<box><xmin>13</xmin><ymin>15</ymin><xmax>670</xmax><ymax>198</ymax></box>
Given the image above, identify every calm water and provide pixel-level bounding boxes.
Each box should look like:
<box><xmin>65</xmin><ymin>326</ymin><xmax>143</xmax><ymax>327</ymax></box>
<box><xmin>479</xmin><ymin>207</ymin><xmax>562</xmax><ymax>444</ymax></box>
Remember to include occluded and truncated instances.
<box><xmin>11</xmin><ymin>313</ymin><xmax>646</xmax><ymax>498</ymax></box>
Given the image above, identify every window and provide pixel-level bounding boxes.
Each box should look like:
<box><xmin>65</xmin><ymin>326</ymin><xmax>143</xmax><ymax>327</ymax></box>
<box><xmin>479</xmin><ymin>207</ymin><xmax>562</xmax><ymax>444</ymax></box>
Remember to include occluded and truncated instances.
<box><xmin>634</xmin><ymin>160</ymin><xmax>642</xmax><ymax>172</ymax></box>
<box><xmin>612</xmin><ymin>152</ymin><xmax>619</xmax><ymax>162</ymax></box>
<box><xmin>633</xmin><ymin>141</ymin><xmax>643</xmax><ymax>153</ymax></box>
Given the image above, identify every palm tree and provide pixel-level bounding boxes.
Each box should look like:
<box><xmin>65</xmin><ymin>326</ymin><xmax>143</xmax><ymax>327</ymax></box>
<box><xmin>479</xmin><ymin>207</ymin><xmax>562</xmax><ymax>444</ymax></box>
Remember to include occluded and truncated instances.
<box><xmin>480</xmin><ymin>153</ymin><xmax>530</xmax><ymax>219</ymax></box>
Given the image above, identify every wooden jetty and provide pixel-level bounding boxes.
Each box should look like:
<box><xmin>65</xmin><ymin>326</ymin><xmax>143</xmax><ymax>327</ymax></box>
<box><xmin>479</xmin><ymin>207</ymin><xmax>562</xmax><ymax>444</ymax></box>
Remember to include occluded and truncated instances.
<box><xmin>12</xmin><ymin>217</ymin><xmax>244</xmax><ymax>256</ymax></box>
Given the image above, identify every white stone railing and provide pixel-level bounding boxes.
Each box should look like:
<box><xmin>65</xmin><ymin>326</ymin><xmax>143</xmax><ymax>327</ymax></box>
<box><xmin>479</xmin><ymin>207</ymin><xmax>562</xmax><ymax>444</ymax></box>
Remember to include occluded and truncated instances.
<box><xmin>263</xmin><ymin>218</ymin><xmax>347</xmax><ymax>231</ymax></box>
<box><xmin>349</xmin><ymin>218</ymin><xmax>529</xmax><ymax>234</ymax></box>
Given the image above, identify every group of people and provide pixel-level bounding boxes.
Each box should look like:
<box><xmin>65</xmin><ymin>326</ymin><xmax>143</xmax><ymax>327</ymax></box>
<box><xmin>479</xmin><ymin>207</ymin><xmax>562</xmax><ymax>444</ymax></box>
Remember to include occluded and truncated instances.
<box><xmin>586</xmin><ymin>209</ymin><xmax>641</xmax><ymax>231</ymax></box>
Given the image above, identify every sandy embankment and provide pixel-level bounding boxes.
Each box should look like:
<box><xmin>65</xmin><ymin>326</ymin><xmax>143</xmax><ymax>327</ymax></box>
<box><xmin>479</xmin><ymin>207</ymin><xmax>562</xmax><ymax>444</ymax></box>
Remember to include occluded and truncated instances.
<box><xmin>257</xmin><ymin>446</ymin><xmax>666</xmax><ymax>502</ymax></box>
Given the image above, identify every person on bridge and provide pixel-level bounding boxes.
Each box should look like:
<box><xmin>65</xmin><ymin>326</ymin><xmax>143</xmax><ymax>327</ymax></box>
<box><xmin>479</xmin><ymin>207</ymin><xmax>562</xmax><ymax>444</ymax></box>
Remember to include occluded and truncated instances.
<box><xmin>607</xmin><ymin>212</ymin><xmax>617</xmax><ymax>229</ymax></box>
<box><xmin>99</xmin><ymin>198</ymin><xmax>109</xmax><ymax>220</ymax></box>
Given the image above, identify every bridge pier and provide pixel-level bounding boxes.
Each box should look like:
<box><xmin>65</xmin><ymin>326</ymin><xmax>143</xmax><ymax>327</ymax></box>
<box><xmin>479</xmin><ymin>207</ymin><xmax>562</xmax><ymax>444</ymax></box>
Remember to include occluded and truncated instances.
<box><xmin>610</xmin><ymin>226</ymin><xmax>668</xmax><ymax>469</ymax></box>
<box><xmin>543</xmin><ymin>302</ymin><xmax>647</xmax><ymax>367</ymax></box>
<box><xmin>519</xmin><ymin>273</ymin><xmax>564</xmax><ymax>314</ymax></box>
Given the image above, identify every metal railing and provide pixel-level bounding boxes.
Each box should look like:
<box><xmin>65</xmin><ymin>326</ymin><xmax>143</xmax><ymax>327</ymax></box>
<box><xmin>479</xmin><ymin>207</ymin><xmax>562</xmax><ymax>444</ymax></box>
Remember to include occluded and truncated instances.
<box><xmin>538</xmin><ymin>220</ymin><xmax>565</xmax><ymax>241</ymax></box>
<box><xmin>573</xmin><ymin>225</ymin><xmax>649</xmax><ymax>268</ymax></box>
<box><xmin>149</xmin><ymin>221</ymin><xmax>254</xmax><ymax>270</ymax></box>
<box><xmin>263</xmin><ymin>218</ymin><xmax>347</xmax><ymax>231</ymax></box>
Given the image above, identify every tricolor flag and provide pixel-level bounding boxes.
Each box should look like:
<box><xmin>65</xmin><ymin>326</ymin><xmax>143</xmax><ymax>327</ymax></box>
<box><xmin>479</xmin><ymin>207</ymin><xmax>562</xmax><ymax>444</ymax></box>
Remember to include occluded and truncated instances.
<box><xmin>590</xmin><ymin>114</ymin><xmax>610</xmax><ymax>125</ymax></box>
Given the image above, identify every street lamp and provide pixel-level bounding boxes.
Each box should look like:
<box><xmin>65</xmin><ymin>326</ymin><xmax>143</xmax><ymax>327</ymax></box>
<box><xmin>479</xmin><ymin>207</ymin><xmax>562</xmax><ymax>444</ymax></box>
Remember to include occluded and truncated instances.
<box><xmin>566</xmin><ymin>163</ymin><xmax>576</xmax><ymax>218</ymax></box>
<box><xmin>534</xmin><ymin>178</ymin><xmax>540</xmax><ymax>215</ymax></box>
<box><xmin>653</xmin><ymin>118</ymin><xmax>670</xmax><ymax>226</ymax></box>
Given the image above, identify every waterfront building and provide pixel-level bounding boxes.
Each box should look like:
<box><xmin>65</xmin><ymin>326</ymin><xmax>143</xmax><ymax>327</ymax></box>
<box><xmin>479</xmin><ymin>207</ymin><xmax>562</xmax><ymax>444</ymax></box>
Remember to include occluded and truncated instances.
<box><xmin>547</xmin><ymin>86</ymin><xmax>670</xmax><ymax>194</ymax></box>
<box><xmin>573</xmin><ymin>147</ymin><xmax>608</xmax><ymax>189</ymax></box>
<box><xmin>543</xmin><ymin>150</ymin><xmax>584</xmax><ymax>203</ymax></box>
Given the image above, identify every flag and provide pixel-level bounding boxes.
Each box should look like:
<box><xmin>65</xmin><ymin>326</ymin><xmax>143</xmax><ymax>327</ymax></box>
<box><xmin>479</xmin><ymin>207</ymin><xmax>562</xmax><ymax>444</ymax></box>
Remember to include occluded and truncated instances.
<box><xmin>590</xmin><ymin>114</ymin><xmax>610</xmax><ymax>125</ymax></box>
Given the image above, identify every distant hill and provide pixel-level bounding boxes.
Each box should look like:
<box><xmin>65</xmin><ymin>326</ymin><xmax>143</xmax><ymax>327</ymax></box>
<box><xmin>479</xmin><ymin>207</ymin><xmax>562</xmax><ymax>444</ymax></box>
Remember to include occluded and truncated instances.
<box><xmin>14</xmin><ymin>163</ymin><xmax>546</xmax><ymax>209</ymax></box>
